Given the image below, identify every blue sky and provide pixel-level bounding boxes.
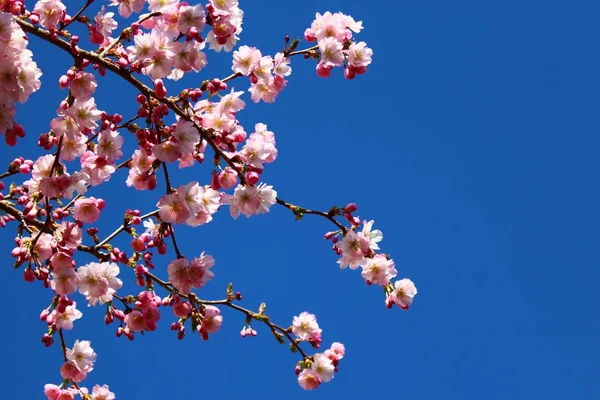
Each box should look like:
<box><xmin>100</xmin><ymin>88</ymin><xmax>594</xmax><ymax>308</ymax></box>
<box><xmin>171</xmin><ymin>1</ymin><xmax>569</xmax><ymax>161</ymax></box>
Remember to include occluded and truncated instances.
<box><xmin>2</xmin><ymin>0</ymin><xmax>599</xmax><ymax>398</ymax></box>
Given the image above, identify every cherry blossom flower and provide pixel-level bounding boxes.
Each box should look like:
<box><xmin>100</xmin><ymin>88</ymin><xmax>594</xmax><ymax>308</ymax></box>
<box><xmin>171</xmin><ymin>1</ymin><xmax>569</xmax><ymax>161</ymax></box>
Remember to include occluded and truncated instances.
<box><xmin>338</xmin><ymin>230</ymin><xmax>370</xmax><ymax>269</ymax></box>
<box><xmin>96</xmin><ymin>129</ymin><xmax>123</xmax><ymax>160</ymax></box>
<box><xmin>66</xmin><ymin>340</ymin><xmax>96</xmax><ymax>374</ymax></box>
<box><xmin>167</xmin><ymin>252</ymin><xmax>215</xmax><ymax>294</ymax></box>
<box><xmin>92</xmin><ymin>7</ymin><xmax>118</xmax><ymax>43</ymax></box>
<box><xmin>77</xmin><ymin>262</ymin><xmax>122</xmax><ymax>305</ymax></box>
<box><xmin>203</xmin><ymin>305</ymin><xmax>223</xmax><ymax>333</ymax></box>
<box><xmin>33</xmin><ymin>0</ymin><xmax>66</xmax><ymax>30</ymax></box>
<box><xmin>178</xmin><ymin>4</ymin><xmax>206</xmax><ymax>34</ymax></box>
<box><xmin>292</xmin><ymin>312</ymin><xmax>322</xmax><ymax>342</ymax></box>
<box><xmin>361</xmin><ymin>254</ymin><xmax>397</xmax><ymax>286</ymax></box>
<box><xmin>298</xmin><ymin>368</ymin><xmax>321</xmax><ymax>390</ymax></box>
<box><xmin>390</xmin><ymin>278</ymin><xmax>418</xmax><ymax>310</ymax></box>
<box><xmin>73</xmin><ymin>197</ymin><xmax>103</xmax><ymax>224</ymax></box>
<box><xmin>109</xmin><ymin>0</ymin><xmax>144</xmax><ymax>18</ymax></box>
<box><xmin>232</xmin><ymin>45</ymin><xmax>261</xmax><ymax>75</ymax></box>
<box><xmin>47</xmin><ymin>302</ymin><xmax>82</xmax><ymax>330</ymax></box>
<box><xmin>229</xmin><ymin>183</ymin><xmax>277</xmax><ymax>218</ymax></box>
<box><xmin>361</xmin><ymin>220</ymin><xmax>383</xmax><ymax>250</ymax></box>
<box><xmin>312</xmin><ymin>353</ymin><xmax>335</xmax><ymax>382</ymax></box>
<box><xmin>50</xmin><ymin>265</ymin><xmax>80</xmax><ymax>295</ymax></box>
<box><xmin>69</xmin><ymin>72</ymin><xmax>97</xmax><ymax>100</ymax></box>
<box><xmin>91</xmin><ymin>385</ymin><xmax>115</xmax><ymax>400</ymax></box>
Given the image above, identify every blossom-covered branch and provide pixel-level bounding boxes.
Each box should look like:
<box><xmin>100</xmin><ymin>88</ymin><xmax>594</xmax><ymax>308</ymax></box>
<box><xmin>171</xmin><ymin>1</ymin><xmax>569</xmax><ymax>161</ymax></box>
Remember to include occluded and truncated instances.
<box><xmin>0</xmin><ymin>0</ymin><xmax>417</xmax><ymax>397</ymax></box>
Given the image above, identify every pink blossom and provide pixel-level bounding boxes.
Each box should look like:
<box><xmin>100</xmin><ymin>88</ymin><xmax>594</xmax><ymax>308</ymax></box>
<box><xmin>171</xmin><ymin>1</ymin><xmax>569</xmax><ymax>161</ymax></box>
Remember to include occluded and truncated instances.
<box><xmin>338</xmin><ymin>230</ymin><xmax>370</xmax><ymax>269</ymax></box>
<box><xmin>232</xmin><ymin>45</ymin><xmax>261</xmax><ymax>75</ymax></box>
<box><xmin>173</xmin><ymin>300</ymin><xmax>192</xmax><ymax>318</ymax></box>
<box><xmin>167</xmin><ymin>252</ymin><xmax>215</xmax><ymax>294</ymax></box>
<box><xmin>312</xmin><ymin>353</ymin><xmax>335</xmax><ymax>382</ymax></box>
<box><xmin>66</xmin><ymin>339</ymin><xmax>96</xmax><ymax>373</ymax></box>
<box><xmin>147</xmin><ymin>0</ymin><xmax>177</xmax><ymax>12</ymax></box>
<box><xmin>33</xmin><ymin>0</ymin><xmax>66</xmax><ymax>30</ymax></box>
<box><xmin>273</xmin><ymin>52</ymin><xmax>292</xmax><ymax>76</ymax></box>
<box><xmin>229</xmin><ymin>183</ymin><xmax>277</xmax><ymax>218</ymax></box>
<box><xmin>157</xmin><ymin>192</ymin><xmax>190</xmax><ymax>224</ymax></box>
<box><xmin>93</xmin><ymin>7</ymin><xmax>118</xmax><ymax>42</ymax></box>
<box><xmin>44</xmin><ymin>384</ymin><xmax>61</xmax><ymax>400</ymax></box>
<box><xmin>328</xmin><ymin>342</ymin><xmax>345</xmax><ymax>360</ymax></box>
<box><xmin>319</xmin><ymin>37</ymin><xmax>344</xmax><ymax>66</ymax></box>
<box><xmin>69</xmin><ymin>72</ymin><xmax>97</xmax><ymax>99</ymax></box>
<box><xmin>47</xmin><ymin>302</ymin><xmax>82</xmax><ymax>330</ymax></box>
<box><xmin>171</xmin><ymin>120</ymin><xmax>200</xmax><ymax>155</ymax></box>
<box><xmin>73</xmin><ymin>197</ymin><xmax>102</xmax><ymax>224</ymax></box>
<box><xmin>152</xmin><ymin>140</ymin><xmax>182</xmax><ymax>163</ymax></box>
<box><xmin>205</xmin><ymin>6</ymin><xmax>243</xmax><ymax>52</ymax></box>
<box><xmin>109</xmin><ymin>0</ymin><xmax>145</xmax><ymax>18</ymax></box>
<box><xmin>50</xmin><ymin>264</ymin><xmax>80</xmax><ymax>295</ymax></box>
<box><xmin>50</xmin><ymin>251</ymin><xmax>73</xmax><ymax>270</ymax></box>
<box><xmin>218</xmin><ymin>167</ymin><xmax>238</xmax><ymax>189</ymax></box>
<box><xmin>391</xmin><ymin>278</ymin><xmax>418</xmax><ymax>310</ymax></box>
<box><xmin>346</xmin><ymin>41</ymin><xmax>373</xmax><ymax>68</ymax></box>
<box><xmin>361</xmin><ymin>254</ymin><xmax>397</xmax><ymax>286</ymax></box>
<box><xmin>203</xmin><ymin>305</ymin><xmax>223</xmax><ymax>333</ymax></box>
<box><xmin>292</xmin><ymin>312</ymin><xmax>322</xmax><ymax>342</ymax></box>
<box><xmin>77</xmin><ymin>262</ymin><xmax>122</xmax><ymax>305</ymax></box>
<box><xmin>361</xmin><ymin>220</ymin><xmax>383</xmax><ymax>250</ymax></box>
<box><xmin>96</xmin><ymin>129</ymin><xmax>123</xmax><ymax>160</ymax></box>
<box><xmin>298</xmin><ymin>368</ymin><xmax>321</xmax><ymax>390</ymax></box>
<box><xmin>91</xmin><ymin>385</ymin><xmax>115</xmax><ymax>400</ymax></box>
<box><xmin>124</xmin><ymin>310</ymin><xmax>146</xmax><ymax>331</ymax></box>
<box><xmin>60</xmin><ymin>360</ymin><xmax>87</xmax><ymax>383</ymax></box>
<box><xmin>178</xmin><ymin>4</ymin><xmax>206</xmax><ymax>34</ymax></box>
<box><xmin>67</xmin><ymin>97</ymin><xmax>103</xmax><ymax>131</ymax></box>
<box><xmin>60</xmin><ymin>134</ymin><xmax>87</xmax><ymax>161</ymax></box>
<box><xmin>57</xmin><ymin>221</ymin><xmax>82</xmax><ymax>249</ymax></box>
<box><xmin>34</xmin><ymin>233</ymin><xmax>55</xmax><ymax>261</ymax></box>
<box><xmin>81</xmin><ymin>152</ymin><xmax>116</xmax><ymax>186</ymax></box>
<box><xmin>248</xmin><ymin>78</ymin><xmax>279</xmax><ymax>103</ymax></box>
<box><xmin>218</xmin><ymin>89</ymin><xmax>245</xmax><ymax>114</ymax></box>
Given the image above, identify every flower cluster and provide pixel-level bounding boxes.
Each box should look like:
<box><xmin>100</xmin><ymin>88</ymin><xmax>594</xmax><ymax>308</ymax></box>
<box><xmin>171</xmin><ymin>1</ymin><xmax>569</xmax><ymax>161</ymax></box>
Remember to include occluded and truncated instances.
<box><xmin>328</xmin><ymin>218</ymin><xmax>418</xmax><ymax>310</ymax></box>
<box><xmin>0</xmin><ymin>12</ymin><xmax>42</xmax><ymax>143</ymax></box>
<box><xmin>232</xmin><ymin>46</ymin><xmax>291</xmax><ymax>103</ymax></box>
<box><xmin>157</xmin><ymin>181</ymin><xmax>221</xmax><ymax>226</ymax></box>
<box><xmin>124</xmin><ymin>290</ymin><xmax>162</xmax><ymax>332</ymax></box>
<box><xmin>291</xmin><ymin>312</ymin><xmax>345</xmax><ymax>390</ymax></box>
<box><xmin>205</xmin><ymin>0</ymin><xmax>243</xmax><ymax>52</ymax></box>
<box><xmin>0</xmin><ymin>2</ymin><xmax>418</xmax><ymax>397</ymax></box>
<box><xmin>167</xmin><ymin>252</ymin><xmax>215</xmax><ymax>294</ymax></box>
<box><xmin>304</xmin><ymin>12</ymin><xmax>372</xmax><ymax>79</ymax></box>
<box><xmin>44</xmin><ymin>340</ymin><xmax>113</xmax><ymax>400</ymax></box>
<box><xmin>124</xmin><ymin>2</ymin><xmax>209</xmax><ymax>80</ymax></box>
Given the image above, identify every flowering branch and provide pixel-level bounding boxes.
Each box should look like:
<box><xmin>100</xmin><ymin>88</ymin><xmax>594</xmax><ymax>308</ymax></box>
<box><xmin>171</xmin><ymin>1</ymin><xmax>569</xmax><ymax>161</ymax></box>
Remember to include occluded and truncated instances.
<box><xmin>0</xmin><ymin>2</ymin><xmax>417</xmax><ymax>397</ymax></box>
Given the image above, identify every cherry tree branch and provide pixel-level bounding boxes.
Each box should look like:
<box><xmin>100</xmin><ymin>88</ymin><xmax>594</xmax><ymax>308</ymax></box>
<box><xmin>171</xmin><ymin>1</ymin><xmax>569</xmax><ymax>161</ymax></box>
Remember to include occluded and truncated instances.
<box><xmin>95</xmin><ymin>209</ymin><xmax>160</xmax><ymax>249</ymax></box>
<box><xmin>14</xmin><ymin>17</ymin><xmax>348</xmax><ymax>233</ymax></box>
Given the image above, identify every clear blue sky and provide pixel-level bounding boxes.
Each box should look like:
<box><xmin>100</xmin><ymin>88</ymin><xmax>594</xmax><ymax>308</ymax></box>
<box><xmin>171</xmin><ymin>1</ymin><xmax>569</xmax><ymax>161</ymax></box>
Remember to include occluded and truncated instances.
<box><xmin>2</xmin><ymin>0</ymin><xmax>599</xmax><ymax>398</ymax></box>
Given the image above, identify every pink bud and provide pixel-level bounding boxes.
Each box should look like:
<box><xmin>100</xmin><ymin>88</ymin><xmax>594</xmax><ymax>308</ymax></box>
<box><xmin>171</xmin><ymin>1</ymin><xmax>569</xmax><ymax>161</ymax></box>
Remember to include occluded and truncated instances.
<box><xmin>23</xmin><ymin>268</ymin><xmax>35</xmax><ymax>282</ymax></box>
<box><xmin>154</xmin><ymin>79</ymin><xmax>167</xmax><ymax>99</ymax></box>
<box><xmin>344</xmin><ymin>67</ymin><xmax>356</xmax><ymax>80</ymax></box>
<box><xmin>40</xmin><ymin>309</ymin><xmax>50</xmax><ymax>322</ymax></box>
<box><xmin>344</xmin><ymin>203</ymin><xmax>358</xmax><ymax>213</ymax></box>
<box><xmin>173</xmin><ymin>301</ymin><xmax>192</xmax><ymax>318</ymax></box>
<box><xmin>218</xmin><ymin>167</ymin><xmax>238</xmax><ymax>189</ymax></box>
<box><xmin>131</xmin><ymin>237</ymin><xmax>146</xmax><ymax>252</ymax></box>
<box><xmin>245</xmin><ymin>171</ymin><xmax>260</xmax><ymax>185</ymax></box>
<box><xmin>316</xmin><ymin>62</ymin><xmax>333</xmax><ymax>78</ymax></box>
<box><xmin>96</xmin><ymin>198</ymin><xmax>106</xmax><ymax>210</ymax></box>
<box><xmin>59</xmin><ymin>75</ymin><xmax>69</xmax><ymax>88</ymax></box>
<box><xmin>29</xmin><ymin>13</ymin><xmax>40</xmax><ymax>24</ymax></box>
